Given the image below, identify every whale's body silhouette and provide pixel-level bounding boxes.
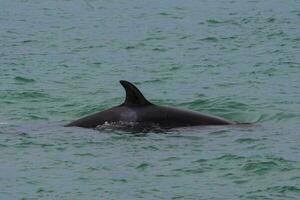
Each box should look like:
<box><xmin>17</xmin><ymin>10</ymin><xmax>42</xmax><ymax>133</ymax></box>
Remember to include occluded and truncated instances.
<box><xmin>65</xmin><ymin>80</ymin><xmax>236</xmax><ymax>129</ymax></box>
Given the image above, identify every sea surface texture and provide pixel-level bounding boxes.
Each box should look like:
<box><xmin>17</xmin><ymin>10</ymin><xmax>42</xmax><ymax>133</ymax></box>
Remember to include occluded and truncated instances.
<box><xmin>1</xmin><ymin>0</ymin><xmax>300</xmax><ymax>199</ymax></box>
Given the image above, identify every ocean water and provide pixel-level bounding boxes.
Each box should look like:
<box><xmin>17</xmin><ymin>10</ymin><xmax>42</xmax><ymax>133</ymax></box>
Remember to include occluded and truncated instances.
<box><xmin>1</xmin><ymin>0</ymin><xmax>300</xmax><ymax>199</ymax></box>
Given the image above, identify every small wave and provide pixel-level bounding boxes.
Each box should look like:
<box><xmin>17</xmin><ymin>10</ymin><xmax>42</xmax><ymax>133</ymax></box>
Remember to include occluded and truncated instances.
<box><xmin>10</xmin><ymin>91</ymin><xmax>49</xmax><ymax>99</ymax></box>
<box><xmin>0</xmin><ymin>121</ymin><xmax>8</xmax><ymax>125</ymax></box>
<box><xmin>22</xmin><ymin>40</ymin><xmax>38</xmax><ymax>43</ymax></box>
<box><xmin>206</xmin><ymin>19</ymin><xmax>240</xmax><ymax>25</ymax></box>
<box><xmin>265</xmin><ymin>186</ymin><xmax>300</xmax><ymax>195</ymax></box>
<box><xmin>206</xmin><ymin>19</ymin><xmax>222</xmax><ymax>24</ymax></box>
<box><xmin>124</xmin><ymin>42</ymin><xmax>145</xmax><ymax>50</ymax></box>
<box><xmin>152</xmin><ymin>47</ymin><xmax>168</xmax><ymax>52</ymax></box>
<box><xmin>198</xmin><ymin>37</ymin><xmax>218</xmax><ymax>42</ymax></box>
<box><xmin>172</xmin><ymin>167</ymin><xmax>205</xmax><ymax>174</ymax></box>
<box><xmin>158</xmin><ymin>12</ymin><xmax>170</xmax><ymax>16</ymax></box>
<box><xmin>160</xmin><ymin>156</ymin><xmax>180</xmax><ymax>162</ymax></box>
<box><xmin>96</xmin><ymin>121</ymin><xmax>163</xmax><ymax>133</ymax></box>
<box><xmin>246</xmin><ymin>185</ymin><xmax>300</xmax><ymax>199</ymax></box>
<box><xmin>135</xmin><ymin>162</ymin><xmax>151</xmax><ymax>171</ymax></box>
<box><xmin>259</xmin><ymin>111</ymin><xmax>300</xmax><ymax>123</ymax></box>
<box><xmin>235</xmin><ymin>138</ymin><xmax>261</xmax><ymax>144</ymax></box>
<box><xmin>135</xmin><ymin>79</ymin><xmax>164</xmax><ymax>84</ymax></box>
<box><xmin>242</xmin><ymin>161</ymin><xmax>278</xmax><ymax>174</ymax></box>
<box><xmin>144</xmin><ymin>36</ymin><xmax>167</xmax><ymax>41</ymax></box>
<box><xmin>27</xmin><ymin>115</ymin><xmax>48</xmax><ymax>120</ymax></box>
<box><xmin>215</xmin><ymin>154</ymin><xmax>245</xmax><ymax>161</ymax></box>
<box><xmin>242</xmin><ymin>156</ymin><xmax>296</xmax><ymax>175</ymax></box>
<box><xmin>179</xmin><ymin>35</ymin><xmax>192</xmax><ymax>40</ymax></box>
<box><xmin>267</xmin><ymin>17</ymin><xmax>276</xmax><ymax>23</ymax></box>
<box><xmin>73</xmin><ymin>153</ymin><xmax>97</xmax><ymax>157</ymax></box>
<box><xmin>14</xmin><ymin>76</ymin><xmax>36</xmax><ymax>83</ymax></box>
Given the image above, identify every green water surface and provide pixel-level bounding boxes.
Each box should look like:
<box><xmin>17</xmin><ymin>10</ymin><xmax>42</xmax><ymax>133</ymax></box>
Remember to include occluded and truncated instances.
<box><xmin>1</xmin><ymin>0</ymin><xmax>300</xmax><ymax>199</ymax></box>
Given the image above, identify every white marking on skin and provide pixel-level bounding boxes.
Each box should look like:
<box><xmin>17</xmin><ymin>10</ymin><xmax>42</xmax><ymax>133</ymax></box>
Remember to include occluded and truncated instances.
<box><xmin>120</xmin><ymin>109</ymin><xmax>138</xmax><ymax>122</ymax></box>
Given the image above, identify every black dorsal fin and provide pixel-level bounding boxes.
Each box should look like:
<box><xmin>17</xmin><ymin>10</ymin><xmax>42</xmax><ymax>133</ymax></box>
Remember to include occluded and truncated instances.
<box><xmin>120</xmin><ymin>80</ymin><xmax>152</xmax><ymax>106</ymax></box>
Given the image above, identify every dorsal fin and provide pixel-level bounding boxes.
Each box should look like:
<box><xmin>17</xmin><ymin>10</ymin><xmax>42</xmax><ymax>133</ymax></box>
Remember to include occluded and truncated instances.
<box><xmin>120</xmin><ymin>80</ymin><xmax>152</xmax><ymax>106</ymax></box>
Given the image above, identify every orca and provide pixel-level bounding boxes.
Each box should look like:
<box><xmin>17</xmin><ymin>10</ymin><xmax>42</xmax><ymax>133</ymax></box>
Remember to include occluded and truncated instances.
<box><xmin>65</xmin><ymin>80</ymin><xmax>237</xmax><ymax>129</ymax></box>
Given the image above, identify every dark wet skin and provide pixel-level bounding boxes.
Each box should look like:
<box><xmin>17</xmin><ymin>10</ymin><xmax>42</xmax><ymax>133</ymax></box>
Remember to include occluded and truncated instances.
<box><xmin>65</xmin><ymin>80</ymin><xmax>237</xmax><ymax>129</ymax></box>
